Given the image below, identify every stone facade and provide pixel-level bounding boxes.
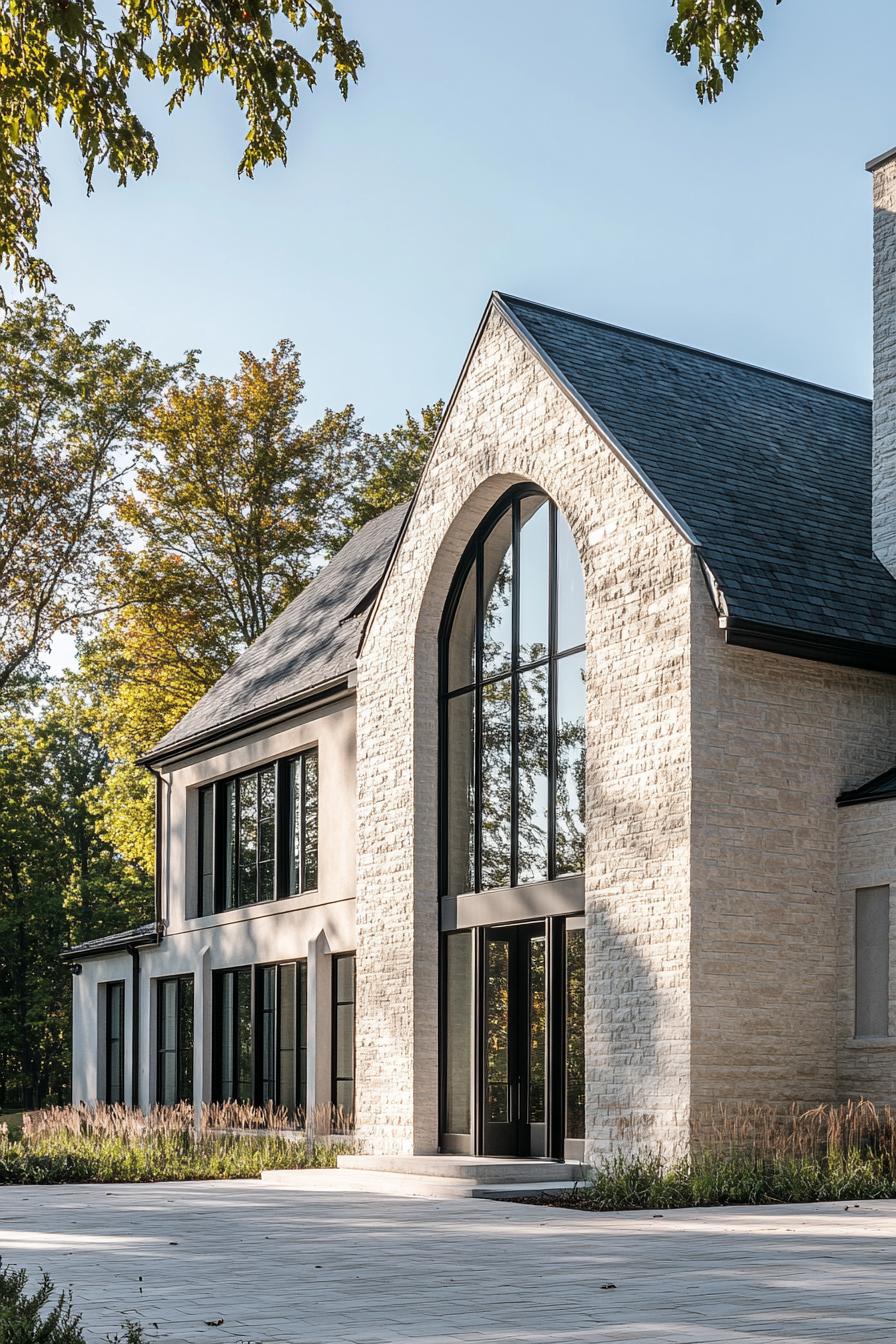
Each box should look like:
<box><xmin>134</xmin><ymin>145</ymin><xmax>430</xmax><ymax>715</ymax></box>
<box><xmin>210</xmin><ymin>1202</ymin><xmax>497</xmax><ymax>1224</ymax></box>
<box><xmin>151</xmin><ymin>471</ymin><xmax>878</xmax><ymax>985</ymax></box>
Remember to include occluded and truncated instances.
<box><xmin>837</xmin><ymin>798</ymin><xmax>896</xmax><ymax>1102</ymax></box>
<box><xmin>356</xmin><ymin>306</ymin><xmax>696</xmax><ymax>1159</ymax></box>
<box><xmin>871</xmin><ymin>150</ymin><xmax>896</xmax><ymax>579</ymax></box>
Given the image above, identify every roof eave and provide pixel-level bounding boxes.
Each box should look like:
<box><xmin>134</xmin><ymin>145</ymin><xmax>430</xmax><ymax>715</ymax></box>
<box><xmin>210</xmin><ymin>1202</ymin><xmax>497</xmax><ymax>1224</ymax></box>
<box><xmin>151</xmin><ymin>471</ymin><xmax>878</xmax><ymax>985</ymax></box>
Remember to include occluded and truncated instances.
<box><xmin>722</xmin><ymin>615</ymin><xmax>896</xmax><ymax>676</ymax></box>
<box><xmin>138</xmin><ymin>673</ymin><xmax>355</xmax><ymax>771</ymax></box>
<box><xmin>60</xmin><ymin>924</ymin><xmax>163</xmax><ymax>962</ymax></box>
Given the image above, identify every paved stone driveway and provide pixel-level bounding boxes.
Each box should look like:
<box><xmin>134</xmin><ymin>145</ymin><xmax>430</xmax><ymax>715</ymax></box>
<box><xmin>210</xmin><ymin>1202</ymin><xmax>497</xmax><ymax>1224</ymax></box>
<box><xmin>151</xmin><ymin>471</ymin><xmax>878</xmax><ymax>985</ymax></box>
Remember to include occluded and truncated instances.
<box><xmin>1</xmin><ymin>1182</ymin><xmax>895</xmax><ymax>1343</ymax></box>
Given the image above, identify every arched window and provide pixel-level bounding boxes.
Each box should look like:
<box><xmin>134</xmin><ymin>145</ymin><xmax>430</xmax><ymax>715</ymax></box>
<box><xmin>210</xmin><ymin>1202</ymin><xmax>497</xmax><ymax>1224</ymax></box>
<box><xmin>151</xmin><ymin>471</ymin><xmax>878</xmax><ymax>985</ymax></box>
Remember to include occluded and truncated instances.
<box><xmin>440</xmin><ymin>487</ymin><xmax>586</xmax><ymax>896</ymax></box>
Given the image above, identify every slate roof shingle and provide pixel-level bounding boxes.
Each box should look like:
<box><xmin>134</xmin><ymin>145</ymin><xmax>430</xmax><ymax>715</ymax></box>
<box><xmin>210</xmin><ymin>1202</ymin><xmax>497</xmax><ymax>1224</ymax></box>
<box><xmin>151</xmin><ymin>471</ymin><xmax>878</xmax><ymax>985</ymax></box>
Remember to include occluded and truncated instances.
<box><xmin>144</xmin><ymin>502</ymin><xmax>408</xmax><ymax>761</ymax></box>
<box><xmin>500</xmin><ymin>293</ymin><xmax>896</xmax><ymax>653</ymax></box>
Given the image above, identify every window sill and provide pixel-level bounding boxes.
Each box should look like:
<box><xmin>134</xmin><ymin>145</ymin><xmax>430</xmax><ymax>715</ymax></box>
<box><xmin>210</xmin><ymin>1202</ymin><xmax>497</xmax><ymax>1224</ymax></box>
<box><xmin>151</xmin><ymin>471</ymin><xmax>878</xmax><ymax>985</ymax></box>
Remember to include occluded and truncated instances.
<box><xmin>185</xmin><ymin>888</ymin><xmax>347</xmax><ymax>926</ymax></box>
<box><xmin>844</xmin><ymin>1036</ymin><xmax>896</xmax><ymax>1050</ymax></box>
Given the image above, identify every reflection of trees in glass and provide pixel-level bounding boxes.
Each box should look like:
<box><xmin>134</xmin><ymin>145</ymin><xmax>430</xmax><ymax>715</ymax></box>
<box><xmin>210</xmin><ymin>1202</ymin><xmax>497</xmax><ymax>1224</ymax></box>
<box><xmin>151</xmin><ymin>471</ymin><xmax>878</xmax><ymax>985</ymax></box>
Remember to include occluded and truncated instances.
<box><xmin>485</xmin><ymin>939</ymin><xmax>510</xmax><ymax>1122</ymax></box>
<box><xmin>565</xmin><ymin>928</ymin><xmax>585</xmax><ymax>1140</ymax></box>
<box><xmin>443</xmin><ymin>490</ymin><xmax>586</xmax><ymax>895</ymax></box>
<box><xmin>528</xmin><ymin>937</ymin><xmax>546</xmax><ymax>1123</ymax></box>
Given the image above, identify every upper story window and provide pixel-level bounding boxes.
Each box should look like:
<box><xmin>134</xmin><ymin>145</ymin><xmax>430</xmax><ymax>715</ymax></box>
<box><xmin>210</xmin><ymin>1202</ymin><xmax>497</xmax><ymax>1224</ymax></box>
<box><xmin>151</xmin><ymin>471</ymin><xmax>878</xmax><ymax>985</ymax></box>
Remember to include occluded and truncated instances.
<box><xmin>196</xmin><ymin>748</ymin><xmax>318</xmax><ymax>916</ymax></box>
<box><xmin>440</xmin><ymin>487</ymin><xmax>586</xmax><ymax>896</ymax></box>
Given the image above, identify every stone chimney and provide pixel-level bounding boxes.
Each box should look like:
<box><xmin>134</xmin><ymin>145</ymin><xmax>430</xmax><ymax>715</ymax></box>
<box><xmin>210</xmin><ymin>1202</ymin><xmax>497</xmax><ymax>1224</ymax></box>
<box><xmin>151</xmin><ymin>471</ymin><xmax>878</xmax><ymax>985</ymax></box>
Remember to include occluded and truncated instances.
<box><xmin>868</xmin><ymin>147</ymin><xmax>896</xmax><ymax>577</ymax></box>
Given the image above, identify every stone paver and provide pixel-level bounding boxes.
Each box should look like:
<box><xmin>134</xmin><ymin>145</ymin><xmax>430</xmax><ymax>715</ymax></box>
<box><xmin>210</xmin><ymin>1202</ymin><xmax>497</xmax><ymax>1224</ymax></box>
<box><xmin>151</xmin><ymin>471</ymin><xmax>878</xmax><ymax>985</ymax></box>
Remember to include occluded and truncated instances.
<box><xmin>1</xmin><ymin>1182</ymin><xmax>895</xmax><ymax>1343</ymax></box>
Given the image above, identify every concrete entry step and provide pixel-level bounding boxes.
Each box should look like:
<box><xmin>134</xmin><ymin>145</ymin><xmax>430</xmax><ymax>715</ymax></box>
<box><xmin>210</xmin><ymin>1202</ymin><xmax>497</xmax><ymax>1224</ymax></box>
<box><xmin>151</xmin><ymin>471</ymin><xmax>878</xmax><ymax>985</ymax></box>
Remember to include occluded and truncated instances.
<box><xmin>338</xmin><ymin>1154</ymin><xmax>584</xmax><ymax>1184</ymax></box>
<box><xmin>260</xmin><ymin>1154</ymin><xmax>586</xmax><ymax>1200</ymax></box>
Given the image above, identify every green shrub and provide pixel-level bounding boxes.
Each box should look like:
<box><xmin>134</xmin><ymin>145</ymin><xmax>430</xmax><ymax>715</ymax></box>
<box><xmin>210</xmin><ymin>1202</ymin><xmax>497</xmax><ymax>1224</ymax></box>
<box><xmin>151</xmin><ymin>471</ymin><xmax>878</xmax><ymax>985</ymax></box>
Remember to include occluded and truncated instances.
<box><xmin>0</xmin><ymin>1259</ymin><xmax>144</xmax><ymax>1342</ymax></box>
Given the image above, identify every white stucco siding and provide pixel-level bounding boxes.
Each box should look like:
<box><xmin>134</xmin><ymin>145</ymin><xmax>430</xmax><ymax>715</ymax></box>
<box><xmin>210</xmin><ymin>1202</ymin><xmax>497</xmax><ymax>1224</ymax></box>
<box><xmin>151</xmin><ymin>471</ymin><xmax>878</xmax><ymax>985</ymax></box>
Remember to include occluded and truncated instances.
<box><xmin>71</xmin><ymin>694</ymin><xmax>360</xmax><ymax>1110</ymax></box>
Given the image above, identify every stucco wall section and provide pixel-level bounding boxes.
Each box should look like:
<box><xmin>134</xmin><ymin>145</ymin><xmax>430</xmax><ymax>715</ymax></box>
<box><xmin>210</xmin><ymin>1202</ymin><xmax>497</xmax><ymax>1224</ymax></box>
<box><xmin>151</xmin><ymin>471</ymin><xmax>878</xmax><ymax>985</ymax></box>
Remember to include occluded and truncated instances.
<box><xmin>355</xmin><ymin>306</ymin><xmax>695</xmax><ymax>1158</ymax></box>
<box><xmin>837</xmin><ymin>798</ymin><xmax>896</xmax><ymax>1102</ymax></box>
<box><xmin>690</xmin><ymin>585</ymin><xmax>896</xmax><ymax>1128</ymax></box>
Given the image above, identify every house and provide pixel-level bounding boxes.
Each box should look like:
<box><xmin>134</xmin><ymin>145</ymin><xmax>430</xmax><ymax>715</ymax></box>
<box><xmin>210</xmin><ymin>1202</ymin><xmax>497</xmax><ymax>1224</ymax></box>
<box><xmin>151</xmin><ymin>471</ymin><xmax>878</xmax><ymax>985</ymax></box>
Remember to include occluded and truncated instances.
<box><xmin>65</xmin><ymin>149</ymin><xmax>896</xmax><ymax>1164</ymax></box>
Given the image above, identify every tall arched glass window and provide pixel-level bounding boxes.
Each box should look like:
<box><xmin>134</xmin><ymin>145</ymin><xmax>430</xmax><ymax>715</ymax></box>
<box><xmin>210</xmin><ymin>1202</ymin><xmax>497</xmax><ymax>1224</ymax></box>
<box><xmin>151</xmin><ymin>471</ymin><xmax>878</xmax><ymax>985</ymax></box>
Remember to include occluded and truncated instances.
<box><xmin>440</xmin><ymin>487</ymin><xmax>586</xmax><ymax>896</ymax></box>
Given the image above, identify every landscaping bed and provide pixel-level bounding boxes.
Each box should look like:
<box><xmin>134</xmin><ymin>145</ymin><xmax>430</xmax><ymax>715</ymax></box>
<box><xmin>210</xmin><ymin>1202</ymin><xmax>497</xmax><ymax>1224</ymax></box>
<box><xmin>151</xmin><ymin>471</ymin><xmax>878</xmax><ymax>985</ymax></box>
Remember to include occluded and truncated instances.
<box><xmin>521</xmin><ymin>1100</ymin><xmax>896</xmax><ymax>1213</ymax></box>
<box><xmin>0</xmin><ymin>1101</ymin><xmax>347</xmax><ymax>1185</ymax></box>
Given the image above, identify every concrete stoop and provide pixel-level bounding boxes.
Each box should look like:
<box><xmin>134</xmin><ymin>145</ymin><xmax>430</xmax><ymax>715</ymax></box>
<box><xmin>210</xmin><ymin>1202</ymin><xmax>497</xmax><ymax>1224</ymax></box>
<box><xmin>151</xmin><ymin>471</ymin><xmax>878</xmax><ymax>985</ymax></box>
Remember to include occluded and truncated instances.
<box><xmin>260</xmin><ymin>1153</ymin><xmax>586</xmax><ymax>1200</ymax></box>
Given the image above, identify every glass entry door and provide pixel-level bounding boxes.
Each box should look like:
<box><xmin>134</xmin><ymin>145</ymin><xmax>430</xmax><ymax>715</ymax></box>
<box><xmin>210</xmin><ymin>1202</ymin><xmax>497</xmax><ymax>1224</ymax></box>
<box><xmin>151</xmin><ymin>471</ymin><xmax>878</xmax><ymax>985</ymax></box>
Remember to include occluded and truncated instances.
<box><xmin>482</xmin><ymin>923</ymin><xmax>547</xmax><ymax>1156</ymax></box>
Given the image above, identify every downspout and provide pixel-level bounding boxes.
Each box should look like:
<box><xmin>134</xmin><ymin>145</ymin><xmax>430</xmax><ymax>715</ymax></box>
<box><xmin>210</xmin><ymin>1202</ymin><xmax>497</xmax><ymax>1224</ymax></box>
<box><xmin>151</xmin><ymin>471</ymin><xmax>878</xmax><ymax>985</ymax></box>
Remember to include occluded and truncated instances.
<box><xmin>128</xmin><ymin>945</ymin><xmax>141</xmax><ymax>1109</ymax></box>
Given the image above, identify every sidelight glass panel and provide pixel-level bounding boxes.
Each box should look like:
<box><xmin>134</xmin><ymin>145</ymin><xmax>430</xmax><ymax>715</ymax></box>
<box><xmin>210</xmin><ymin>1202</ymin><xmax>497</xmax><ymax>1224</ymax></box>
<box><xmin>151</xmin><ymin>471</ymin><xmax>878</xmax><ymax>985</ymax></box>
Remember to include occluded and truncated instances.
<box><xmin>518</xmin><ymin>495</ymin><xmax>550</xmax><ymax>666</ymax></box>
<box><xmin>238</xmin><ymin>775</ymin><xmax>258</xmax><ymax>905</ymax></box>
<box><xmin>565</xmin><ymin>927</ymin><xmax>585</xmax><ymax>1139</ymax></box>
<box><xmin>303</xmin><ymin>752</ymin><xmax>319</xmax><ymax>892</ymax></box>
<box><xmin>447</xmin><ymin>562</ymin><xmax>477</xmax><ymax>691</ymax></box>
<box><xmin>528</xmin><ymin>937</ymin><xmax>546</xmax><ymax>1124</ymax></box>
<box><xmin>297</xmin><ymin>961</ymin><xmax>308</xmax><ymax>1112</ymax></box>
<box><xmin>258</xmin><ymin>768</ymin><xmax>276</xmax><ymax>902</ymax></box>
<box><xmin>179</xmin><ymin>979</ymin><xmax>194</xmax><ymax>1105</ymax></box>
<box><xmin>485</xmin><ymin>938</ymin><xmax>510</xmax><ymax>1123</ymax></box>
<box><xmin>224</xmin><ymin>780</ymin><xmax>237</xmax><ymax>908</ymax></box>
<box><xmin>105</xmin><ymin>982</ymin><xmax>125</xmax><ymax>1105</ymax></box>
<box><xmin>260</xmin><ymin>967</ymin><xmax>276</xmax><ymax>1104</ymax></box>
<box><xmin>481</xmin><ymin>677</ymin><xmax>512</xmax><ymax>890</ymax></box>
<box><xmin>555</xmin><ymin>652</ymin><xmax>586</xmax><ymax>875</ymax></box>
<box><xmin>278</xmin><ymin>964</ymin><xmax>297</xmax><ymax>1114</ymax></box>
<box><xmin>444</xmin><ymin>932</ymin><xmax>473</xmax><ymax>1134</ymax></box>
<box><xmin>237</xmin><ymin>968</ymin><xmax>253</xmax><ymax>1099</ymax></box>
<box><xmin>517</xmin><ymin>665</ymin><xmax>550</xmax><ymax>885</ymax></box>
<box><xmin>199</xmin><ymin>786</ymin><xmax>214</xmax><ymax>915</ymax></box>
<box><xmin>556</xmin><ymin>511</ymin><xmax>585</xmax><ymax>654</ymax></box>
<box><xmin>333</xmin><ymin>955</ymin><xmax>356</xmax><ymax>1120</ymax></box>
<box><xmin>481</xmin><ymin>508</ymin><xmax>513</xmax><ymax>679</ymax></box>
<box><xmin>217</xmin><ymin>972</ymin><xmax>235</xmax><ymax>1099</ymax></box>
<box><xmin>446</xmin><ymin>692</ymin><xmax>475</xmax><ymax>895</ymax></box>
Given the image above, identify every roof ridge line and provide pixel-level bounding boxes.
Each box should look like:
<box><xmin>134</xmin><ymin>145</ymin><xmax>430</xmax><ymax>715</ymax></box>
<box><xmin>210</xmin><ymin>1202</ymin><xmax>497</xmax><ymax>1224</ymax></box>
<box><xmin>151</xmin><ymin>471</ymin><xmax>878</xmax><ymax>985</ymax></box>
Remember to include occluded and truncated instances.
<box><xmin>495</xmin><ymin>291</ymin><xmax>870</xmax><ymax>406</ymax></box>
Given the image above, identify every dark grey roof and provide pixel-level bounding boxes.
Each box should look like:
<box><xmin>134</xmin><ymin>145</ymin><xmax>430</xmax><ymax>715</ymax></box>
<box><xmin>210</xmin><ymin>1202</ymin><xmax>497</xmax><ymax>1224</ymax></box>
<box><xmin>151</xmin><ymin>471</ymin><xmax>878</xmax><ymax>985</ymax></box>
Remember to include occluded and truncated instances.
<box><xmin>838</xmin><ymin>766</ymin><xmax>896</xmax><ymax>807</ymax></box>
<box><xmin>144</xmin><ymin>503</ymin><xmax>408</xmax><ymax>762</ymax></box>
<box><xmin>500</xmin><ymin>294</ymin><xmax>896</xmax><ymax>658</ymax></box>
<box><xmin>60</xmin><ymin>922</ymin><xmax>161</xmax><ymax>961</ymax></box>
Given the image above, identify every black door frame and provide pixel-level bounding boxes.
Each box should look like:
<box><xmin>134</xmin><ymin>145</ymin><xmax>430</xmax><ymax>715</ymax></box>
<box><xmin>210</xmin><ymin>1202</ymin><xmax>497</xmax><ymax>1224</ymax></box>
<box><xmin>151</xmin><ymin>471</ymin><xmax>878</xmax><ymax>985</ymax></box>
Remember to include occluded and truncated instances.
<box><xmin>439</xmin><ymin>915</ymin><xmax>569</xmax><ymax>1160</ymax></box>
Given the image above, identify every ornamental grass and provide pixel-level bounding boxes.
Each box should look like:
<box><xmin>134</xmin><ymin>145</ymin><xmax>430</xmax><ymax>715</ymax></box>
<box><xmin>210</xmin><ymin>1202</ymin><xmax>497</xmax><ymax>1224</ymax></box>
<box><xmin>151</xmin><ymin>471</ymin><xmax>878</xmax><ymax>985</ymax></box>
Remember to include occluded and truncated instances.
<box><xmin>546</xmin><ymin>1099</ymin><xmax>896</xmax><ymax>1212</ymax></box>
<box><xmin>0</xmin><ymin>1101</ymin><xmax>351</xmax><ymax>1185</ymax></box>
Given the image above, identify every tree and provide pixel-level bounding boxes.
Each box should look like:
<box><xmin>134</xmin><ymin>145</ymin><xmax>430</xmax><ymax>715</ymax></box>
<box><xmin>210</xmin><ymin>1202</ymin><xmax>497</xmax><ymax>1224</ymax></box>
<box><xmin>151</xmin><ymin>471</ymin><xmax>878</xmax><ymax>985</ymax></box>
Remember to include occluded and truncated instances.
<box><xmin>0</xmin><ymin>1</ymin><xmax>362</xmax><ymax>302</ymax></box>
<box><xmin>0</xmin><ymin>296</ymin><xmax>180</xmax><ymax>697</ymax></box>
<box><xmin>336</xmin><ymin>403</ymin><xmax>444</xmax><ymax>545</ymax></box>
<box><xmin>85</xmin><ymin>342</ymin><xmax>434</xmax><ymax>872</ymax></box>
<box><xmin>0</xmin><ymin>686</ymin><xmax>149</xmax><ymax>1107</ymax></box>
<box><xmin>667</xmin><ymin>0</ymin><xmax>781</xmax><ymax>103</ymax></box>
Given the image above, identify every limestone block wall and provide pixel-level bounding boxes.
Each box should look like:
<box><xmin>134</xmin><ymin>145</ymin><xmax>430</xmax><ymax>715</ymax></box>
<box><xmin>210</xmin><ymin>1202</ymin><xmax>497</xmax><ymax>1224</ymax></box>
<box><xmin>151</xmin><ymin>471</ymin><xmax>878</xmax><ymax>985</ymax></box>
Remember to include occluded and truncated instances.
<box><xmin>870</xmin><ymin>151</ymin><xmax>896</xmax><ymax>579</ymax></box>
<box><xmin>837</xmin><ymin>798</ymin><xmax>896</xmax><ymax>1102</ymax></box>
<box><xmin>690</xmin><ymin>586</ymin><xmax>896</xmax><ymax>1128</ymax></box>
<box><xmin>355</xmin><ymin>304</ymin><xmax>696</xmax><ymax>1158</ymax></box>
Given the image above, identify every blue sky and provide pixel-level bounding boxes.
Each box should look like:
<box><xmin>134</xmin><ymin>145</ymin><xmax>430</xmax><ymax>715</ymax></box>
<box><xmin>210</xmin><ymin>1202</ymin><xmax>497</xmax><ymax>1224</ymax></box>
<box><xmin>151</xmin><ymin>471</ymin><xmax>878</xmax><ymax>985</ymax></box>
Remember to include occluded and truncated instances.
<box><xmin>34</xmin><ymin>0</ymin><xmax>896</xmax><ymax>430</ymax></box>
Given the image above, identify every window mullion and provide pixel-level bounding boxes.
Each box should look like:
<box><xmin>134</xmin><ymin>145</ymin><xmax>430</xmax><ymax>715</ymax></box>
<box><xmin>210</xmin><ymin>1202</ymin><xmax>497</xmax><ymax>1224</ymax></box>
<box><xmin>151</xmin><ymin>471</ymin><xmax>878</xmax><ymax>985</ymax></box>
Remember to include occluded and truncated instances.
<box><xmin>547</xmin><ymin>503</ymin><xmax>558</xmax><ymax>880</ymax></box>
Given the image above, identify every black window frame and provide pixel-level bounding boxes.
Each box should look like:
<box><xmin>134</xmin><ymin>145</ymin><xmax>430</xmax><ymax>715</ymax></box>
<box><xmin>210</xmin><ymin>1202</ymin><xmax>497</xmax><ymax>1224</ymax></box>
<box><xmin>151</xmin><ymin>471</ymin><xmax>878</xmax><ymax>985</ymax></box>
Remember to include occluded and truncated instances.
<box><xmin>256</xmin><ymin>959</ymin><xmax>309</xmax><ymax>1116</ymax></box>
<box><xmin>156</xmin><ymin>974</ymin><xmax>194</xmax><ymax>1106</ymax></box>
<box><xmin>438</xmin><ymin>485</ymin><xmax>586</xmax><ymax>896</ymax></box>
<box><xmin>104</xmin><ymin>980</ymin><xmax>125</xmax><ymax>1105</ymax></box>
<box><xmin>195</xmin><ymin>747</ymin><xmax>319</xmax><ymax>917</ymax></box>
<box><xmin>212</xmin><ymin>961</ymin><xmax>308</xmax><ymax>1114</ymax></box>
<box><xmin>332</xmin><ymin>953</ymin><xmax>356</xmax><ymax>1121</ymax></box>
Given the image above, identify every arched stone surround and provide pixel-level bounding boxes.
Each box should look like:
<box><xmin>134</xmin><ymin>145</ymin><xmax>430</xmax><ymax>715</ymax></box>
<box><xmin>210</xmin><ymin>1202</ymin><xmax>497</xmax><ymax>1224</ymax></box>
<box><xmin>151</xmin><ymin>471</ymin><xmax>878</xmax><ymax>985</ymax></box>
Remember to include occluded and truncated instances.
<box><xmin>354</xmin><ymin>306</ymin><xmax>697</xmax><ymax>1159</ymax></box>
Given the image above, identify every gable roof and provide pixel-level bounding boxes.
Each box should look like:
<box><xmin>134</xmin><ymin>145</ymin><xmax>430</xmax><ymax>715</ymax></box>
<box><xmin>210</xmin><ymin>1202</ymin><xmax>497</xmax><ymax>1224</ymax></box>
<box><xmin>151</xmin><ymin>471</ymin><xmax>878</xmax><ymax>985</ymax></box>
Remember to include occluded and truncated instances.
<box><xmin>497</xmin><ymin>293</ymin><xmax>896</xmax><ymax>669</ymax></box>
<box><xmin>142</xmin><ymin>503</ymin><xmax>408</xmax><ymax>765</ymax></box>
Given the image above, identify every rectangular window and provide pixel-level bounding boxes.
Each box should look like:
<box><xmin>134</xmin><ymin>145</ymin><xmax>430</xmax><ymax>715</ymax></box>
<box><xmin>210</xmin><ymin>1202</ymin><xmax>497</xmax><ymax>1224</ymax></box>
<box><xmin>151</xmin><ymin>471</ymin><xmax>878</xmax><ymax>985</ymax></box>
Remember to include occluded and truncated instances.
<box><xmin>289</xmin><ymin>749</ymin><xmax>318</xmax><ymax>895</ymax></box>
<box><xmin>856</xmin><ymin>886</ymin><xmax>890</xmax><ymax>1038</ymax></box>
<box><xmin>332</xmin><ymin>954</ymin><xmax>356</xmax><ymax>1120</ymax></box>
<box><xmin>197</xmin><ymin>750</ymin><xmax>318</xmax><ymax>915</ymax></box>
<box><xmin>156</xmin><ymin>975</ymin><xmax>194</xmax><ymax>1105</ymax></box>
<box><xmin>257</xmin><ymin>961</ymin><xmax>308</xmax><ymax>1116</ymax></box>
<box><xmin>213</xmin><ymin>963</ymin><xmax>307</xmax><ymax>1111</ymax></box>
<box><xmin>104</xmin><ymin>981</ymin><xmax>125</xmax><ymax>1105</ymax></box>
<box><xmin>198</xmin><ymin>786</ymin><xmax>215</xmax><ymax>916</ymax></box>
<box><xmin>213</xmin><ymin>967</ymin><xmax>253</xmax><ymax>1101</ymax></box>
<box><xmin>565</xmin><ymin>924</ymin><xmax>585</xmax><ymax>1140</ymax></box>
